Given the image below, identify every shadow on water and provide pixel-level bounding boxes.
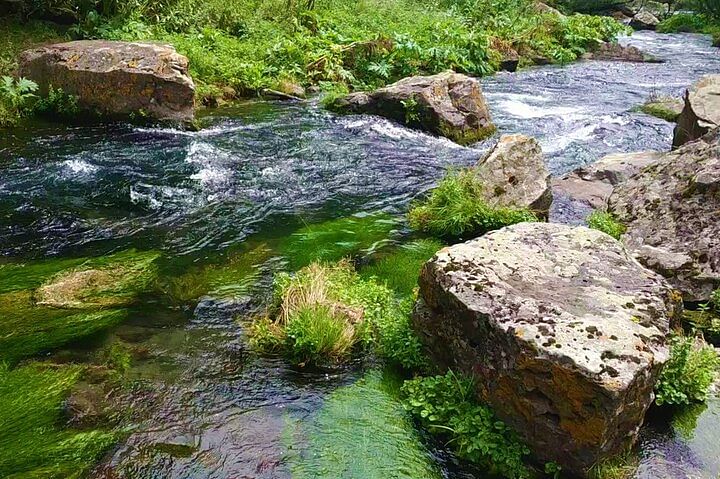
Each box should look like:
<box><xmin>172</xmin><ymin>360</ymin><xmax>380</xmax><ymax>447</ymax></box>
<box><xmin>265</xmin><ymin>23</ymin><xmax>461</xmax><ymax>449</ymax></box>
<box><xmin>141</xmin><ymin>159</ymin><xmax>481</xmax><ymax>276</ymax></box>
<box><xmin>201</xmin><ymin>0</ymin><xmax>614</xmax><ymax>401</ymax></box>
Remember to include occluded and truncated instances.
<box><xmin>1</xmin><ymin>31</ymin><xmax>720</xmax><ymax>478</ymax></box>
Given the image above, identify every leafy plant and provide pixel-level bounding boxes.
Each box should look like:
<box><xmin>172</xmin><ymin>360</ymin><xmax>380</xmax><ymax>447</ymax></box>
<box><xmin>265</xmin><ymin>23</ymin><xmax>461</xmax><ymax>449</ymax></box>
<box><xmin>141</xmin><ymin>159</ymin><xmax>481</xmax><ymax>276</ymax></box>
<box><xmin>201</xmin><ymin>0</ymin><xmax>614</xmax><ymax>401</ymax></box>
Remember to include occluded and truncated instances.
<box><xmin>0</xmin><ymin>76</ymin><xmax>38</xmax><ymax>126</ymax></box>
<box><xmin>34</xmin><ymin>85</ymin><xmax>80</xmax><ymax>118</ymax></box>
<box><xmin>402</xmin><ymin>372</ymin><xmax>531</xmax><ymax>479</ymax></box>
<box><xmin>587</xmin><ymin>210</ymin><xmax>626</xmax><ymax>240</ymax></box>
<box><xmin>408</xmin><ymin>169</ymin><xmax>537</xmax><ymax>240</ymax></box>
<box><xmin>655</xmin><ymin>336</ymin><xmax>720</xmax><ymax>406</ymax></box>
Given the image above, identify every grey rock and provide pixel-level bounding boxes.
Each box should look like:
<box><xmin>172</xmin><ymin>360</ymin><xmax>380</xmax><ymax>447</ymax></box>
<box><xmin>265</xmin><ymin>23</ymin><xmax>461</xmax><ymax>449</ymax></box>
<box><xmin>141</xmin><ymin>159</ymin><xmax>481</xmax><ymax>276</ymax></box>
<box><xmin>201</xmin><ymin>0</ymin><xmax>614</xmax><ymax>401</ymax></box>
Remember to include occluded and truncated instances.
<box><xmin>413</xmin><ymin>222</ymin><xmax>679</xmax><ymax>476</ymax></box>
<box><xmin>329</xmin><ymin>71</ymin><xmax>495</xmax><ymax>145</ymax></box>
<box><xmin>673</xmin><ymin>75</ymin><xmax>720</xmax><ymax>148</ymax></box>
<box><xmin>582</xmin><ymin>42</ymin><xmax>659</xmax><ymax>62</ymax></box>
<box><xmin>630</xmin><ymin>10</ymin><xmax>660</xmax><ymax>30</ymax></box>
<box><xmin>609</xmin><ymin>130</ymin><xmax>720</xmax><ymax>301</ymax></box>
<box><xmin>19</xmin><ymin>40</ymin><xmax>195</xmax><ymax>122</ymax></box>
<box><xmin>475</xmin><ymin>134</ymin><xmax>552</xmax><ymax>217</ymax></box>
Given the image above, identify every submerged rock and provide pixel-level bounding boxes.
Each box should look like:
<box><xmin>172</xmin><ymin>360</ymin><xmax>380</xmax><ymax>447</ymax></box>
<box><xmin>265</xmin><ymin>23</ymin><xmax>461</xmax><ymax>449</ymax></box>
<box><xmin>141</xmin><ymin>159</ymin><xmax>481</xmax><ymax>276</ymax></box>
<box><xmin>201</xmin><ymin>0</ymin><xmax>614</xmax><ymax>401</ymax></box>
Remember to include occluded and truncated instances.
<box><xmin>582</xmin><ymin>42</ymin><xmax>659</xmax><ymax>62</ymax></box>
<box><xmin>630</xmin><ymin>10</ymin><xmax>660</xmax><ymax>30</ymax></box>
<box><xmin>475</xmin><ymin>134</ymin><xmax>552</xmax><ymax>217</ymax></box>
<box><xmin>609</xmin><ymin>130</ymin><xmax>720</xmax><ymax>302</ymax></box>
<box><xmin>329</xmin><ymin>71</ymin><xmax>495</xmax><ymax>145</ymax></box>
<box><xmin>673</xmin><ymin>75</ymin><xmax>720</xmax><ymax>148</ymax></box>
<box><xmin>413</xmin><ymin>222</ymin><xmax>678</xmax><ymax>476</ymax></box>
<box><xmin>553</xmin><ymin>151</ymin><xmax>662</xmax><ymax>209</ymax></box>
<box><xmin>19</xmin><ymin>40</ymin><xmax>195</xmax><ymax>122</ymax></box>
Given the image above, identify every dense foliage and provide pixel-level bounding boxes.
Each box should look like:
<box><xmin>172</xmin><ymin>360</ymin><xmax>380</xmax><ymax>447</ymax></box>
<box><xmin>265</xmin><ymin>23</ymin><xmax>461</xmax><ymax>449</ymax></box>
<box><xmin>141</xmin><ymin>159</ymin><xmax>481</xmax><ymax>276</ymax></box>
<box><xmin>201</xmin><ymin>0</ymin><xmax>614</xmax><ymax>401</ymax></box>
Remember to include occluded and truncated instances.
<box><xmin>0</xmin><ymin>75</ymin><xmax>37</xmax><ymax>126</ymax></box>
<box><xmin>587</xmin><ymin>210</ymin><xmax>626</xmax><ymax>240</ymax></box>
<box><xmin>655</xmin><ymin>336</ymin><xmax>720</xmax><ymax>406</ymax></box>
<box><xmin>402</xmin><ymin>372</ymin><xmax>531</xmax><ymax>479</ymax></box>
<box><xmin>408</xmin><ymin>169</ymin><xmax>537</xmax><ymax>240</ymax></box>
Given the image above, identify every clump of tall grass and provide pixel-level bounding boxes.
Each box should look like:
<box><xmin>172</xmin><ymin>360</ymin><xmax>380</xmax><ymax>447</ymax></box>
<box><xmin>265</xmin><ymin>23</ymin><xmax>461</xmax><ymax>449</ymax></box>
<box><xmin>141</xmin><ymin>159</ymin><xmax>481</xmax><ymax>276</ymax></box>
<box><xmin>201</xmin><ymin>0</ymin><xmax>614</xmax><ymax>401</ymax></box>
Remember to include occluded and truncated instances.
<box><xmin>586</xmin><ymin>210</ymin><xmax>626</xmax><ymax>240</ymax></box>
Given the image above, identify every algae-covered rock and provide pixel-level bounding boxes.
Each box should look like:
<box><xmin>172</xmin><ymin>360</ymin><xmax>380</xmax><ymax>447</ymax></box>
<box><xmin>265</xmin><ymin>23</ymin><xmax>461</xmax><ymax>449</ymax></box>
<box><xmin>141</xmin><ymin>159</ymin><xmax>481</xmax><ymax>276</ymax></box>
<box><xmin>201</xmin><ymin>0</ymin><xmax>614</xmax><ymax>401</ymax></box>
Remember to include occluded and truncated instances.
<box><xmin>475</xmin><ymin>134</ymin><xmax>552</xmax><ymax>218</ymax></box>
<box><xmin>609</xmin><ymin>130</ymin><xmax>720</xmax><ymax>302</ymax></box>
<box><xmin>19</xmin><ymin>40</ymin><xmax>195</xmax><ymax>122</ymax></box>
<box><xmin>640</xmin><ymin>96</ymin><xmax>684</xmax><ymax>122</ymax></box>
<box><xmin>413</xmin><ymin>222</ymin><xmax>679</xmax><ymax>476</ymax></box>
<box><xmin>329</xmin><ymin>71</ymin><xmax>495</xmax><ymax>145</ymax></box>
<box><xmin>673</xmin><ymin>75</ymin><xmax>720</xmax><ymax>148</ymax></box>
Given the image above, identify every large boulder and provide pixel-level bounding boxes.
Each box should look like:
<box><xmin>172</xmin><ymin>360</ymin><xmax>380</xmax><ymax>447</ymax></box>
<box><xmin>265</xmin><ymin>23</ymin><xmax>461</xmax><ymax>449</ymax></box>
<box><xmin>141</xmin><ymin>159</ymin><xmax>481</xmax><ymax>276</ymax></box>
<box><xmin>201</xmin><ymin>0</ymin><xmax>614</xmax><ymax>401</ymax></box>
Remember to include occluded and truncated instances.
<box><xmin>19</xmin><ymin>40</ymin><xmax>195</xmax><ymax>122</ymax></box>
<box><xmin>609</xmin><ymin>130</ymin><xmax>720</xmax><ymax>302</ymax></box>
<box><xmin>553</xmin><ymin>151</ymin><xmax>662</xmax><ymax>209</ymax></box>
<box><xmin>475</xmin><ymin>134</ymin><xmax>552</xmax><ymax>217</ymax></box>
<box><xmin>329</xmin><ymin>71</ymin><xmax>495</xmax><ymax>145</ymax></box>
<box><xmin>673</xmin><ymin>75</ymin><xmax>720</xmax><ymax>148</ymax></box>
<box><xmin>582</xmin><ymin>42</ymin><xmax>659</xmax><ymax>63</ymax></box>
<box><xmin>413</xmin><ymin>222</ymin><xmax>678</xmax><ymax>476</ymax></box>
<box><xmin>630</xmin><ymin>10</ymin><xmax>660</xmax><ymax>30</ymax></box>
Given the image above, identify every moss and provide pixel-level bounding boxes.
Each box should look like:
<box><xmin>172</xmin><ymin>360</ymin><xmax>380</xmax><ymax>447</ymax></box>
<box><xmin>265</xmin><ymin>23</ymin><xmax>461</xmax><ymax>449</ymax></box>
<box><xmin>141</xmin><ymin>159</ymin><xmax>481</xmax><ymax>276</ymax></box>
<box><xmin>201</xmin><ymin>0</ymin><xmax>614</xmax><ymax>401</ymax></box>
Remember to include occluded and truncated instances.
<box><xmin>441</xmin><ymin>122</ymin><xmax>497</xmax><ymax>146</ymax></box>
<box><xmin>586</xmin><ymin>210</ymin><xmax>626</xmax><ymax>240</ymax></box>
<box><xmin>0</xmin><ymin>362</ymin><xmax>116</xmax><ymax>478</ymax></box>
<box><xmin>637</xmin><ymin>99</ymin><xmax>682</xmax><ymax>123</ymax></box>
<box><xmin>286</xmin><ymin>369</ymin><xmax>442</xmax><ymax>479</ymax></box>
<box><xmin>279</xmin><ymin>213</ymin><xmax>399</xmax><ymax>270</ymax></box>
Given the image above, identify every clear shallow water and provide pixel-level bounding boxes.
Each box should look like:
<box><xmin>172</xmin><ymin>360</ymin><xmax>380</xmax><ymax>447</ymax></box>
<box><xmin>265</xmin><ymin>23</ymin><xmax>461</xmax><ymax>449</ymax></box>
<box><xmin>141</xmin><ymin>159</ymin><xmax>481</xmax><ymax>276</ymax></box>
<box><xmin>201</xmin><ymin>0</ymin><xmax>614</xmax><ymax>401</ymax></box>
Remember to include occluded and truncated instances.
<box><xmin>2</xmin><ymin>31</ymin><xmax>720</xmax><ymax>479</ymax></box>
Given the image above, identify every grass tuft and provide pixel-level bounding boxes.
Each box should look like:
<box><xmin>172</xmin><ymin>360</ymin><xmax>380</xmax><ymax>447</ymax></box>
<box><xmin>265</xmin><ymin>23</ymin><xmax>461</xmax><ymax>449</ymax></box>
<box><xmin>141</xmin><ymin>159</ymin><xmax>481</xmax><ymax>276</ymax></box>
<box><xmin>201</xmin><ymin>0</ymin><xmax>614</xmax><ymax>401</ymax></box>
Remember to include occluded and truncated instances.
<box><xmin>586</xmin><ymin>210</ymin><xmax>626</xmax><ymax>240</ymax></box>
<box><xmin>655</xmin><ymin>336</ymin><xmax>720</xmax><ymax>406</ymax></box>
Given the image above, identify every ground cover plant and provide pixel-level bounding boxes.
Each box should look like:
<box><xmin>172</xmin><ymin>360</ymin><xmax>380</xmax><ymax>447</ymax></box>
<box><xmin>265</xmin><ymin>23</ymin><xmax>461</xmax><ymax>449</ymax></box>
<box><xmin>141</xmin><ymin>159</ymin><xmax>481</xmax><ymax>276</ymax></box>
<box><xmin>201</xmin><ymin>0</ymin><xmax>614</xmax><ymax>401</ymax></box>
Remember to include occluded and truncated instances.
<box><xmin>586</xmin><ymin>210</ymin><xmax>626</xmax><ymax>240</ymax></box>
<box><xmin>655</xmin><ymin>336</ymin><xmax>720</xmax><ymax>406</ymax></box>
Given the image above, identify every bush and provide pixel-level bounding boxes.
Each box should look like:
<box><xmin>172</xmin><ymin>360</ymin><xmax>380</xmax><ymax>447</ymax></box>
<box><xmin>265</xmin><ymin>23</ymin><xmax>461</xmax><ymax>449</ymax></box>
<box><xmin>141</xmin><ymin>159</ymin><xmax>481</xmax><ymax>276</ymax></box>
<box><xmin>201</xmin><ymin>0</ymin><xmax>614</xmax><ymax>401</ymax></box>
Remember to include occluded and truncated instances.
<box><xmin>402</xmin><ymin>372</ymin><xmax>531</xmax><ymax>479</ymax></box>
<box><xmin>408</xmin><ymin>169</ymin><xmax>537</xmax><ymax>240</ymax></box>
<box><xmin>33</xmin><ymin>85</ymin><xmax>80</xmax><ymax>118</ymax></box>
<box><xmin>587</xmin><ymin>210</ymin><xmax>626</xmax><ymax>240</ymax></box>
<box><xmin>655</xmin><ymin>336</ymin><xmax>720</xmax><ymax>406</ymax></box>
<box><xmin>0</xmin><ymin>75</ymin><xmax>38</xmax><ymax>127</ymax></box>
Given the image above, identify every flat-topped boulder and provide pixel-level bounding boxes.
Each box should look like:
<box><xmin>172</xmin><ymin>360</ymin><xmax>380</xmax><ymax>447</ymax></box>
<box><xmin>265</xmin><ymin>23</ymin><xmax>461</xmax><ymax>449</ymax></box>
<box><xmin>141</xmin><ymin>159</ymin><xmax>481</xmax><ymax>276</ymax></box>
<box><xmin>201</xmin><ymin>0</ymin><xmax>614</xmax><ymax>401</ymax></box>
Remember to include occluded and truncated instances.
<box><xmin>329</xmin><ymin>71</ymin><xmax>495</xmax><ymax>145</ymax></box>
<box><xmin>582</xmin><ymin>42</ymin><xmax>659</xmax><ymax>62</ymax></box>
<box><xmin>475</xmin><ymin>134</ymin><xmax>552</xmax><ymax>217</ymax></box>
<box><xmin>413</xmin><ymin>222</ymin><xmax>678</xmax><ymax>476</ymax></box>
<box><xmin>673</xmin><ymin>75</ymin><xmax>720</xmax><ymax>148</ymax></box>
<box><xmin>19</xmin><ymin>40</ymin><xmax>195</xmax><ymax>122</ymax></box>
<box><xmin>630</xmin><ymin>10</ymin><xmax>659</xmax><ymax>30</ymax></box>
<box><xmin>609</xmin><ymin>130</ymin><xmax>720</xmax><ymax>301</ymax></box>
<box><xmin>553</xmin><ymin>151</ymin><xmax>662</xmax><ymax>209</ymax></box>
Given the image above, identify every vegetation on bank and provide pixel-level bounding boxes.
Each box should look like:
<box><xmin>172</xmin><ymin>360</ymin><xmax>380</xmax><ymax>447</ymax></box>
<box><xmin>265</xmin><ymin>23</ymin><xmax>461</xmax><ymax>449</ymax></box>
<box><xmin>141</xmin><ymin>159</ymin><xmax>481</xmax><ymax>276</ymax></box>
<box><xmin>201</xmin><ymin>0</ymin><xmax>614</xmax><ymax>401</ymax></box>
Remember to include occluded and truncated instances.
<box><xmin>655</xmin><ymin>336</ymin><xmax>720</xmax><ymax>406</ymax></box>
<box><xmin>408</xmin><ymin>169</ymin><xmax>538</xmax><ymax>240</ymax></box>
<box><xmin>586</xmin><ymin>210</ymin><xmax>626</xmax><ymax>240</ymax></box>
<box><xmin>658</xmin><ymin>12</ymin><xmax>720</xmax><ymax>43</ymax></box>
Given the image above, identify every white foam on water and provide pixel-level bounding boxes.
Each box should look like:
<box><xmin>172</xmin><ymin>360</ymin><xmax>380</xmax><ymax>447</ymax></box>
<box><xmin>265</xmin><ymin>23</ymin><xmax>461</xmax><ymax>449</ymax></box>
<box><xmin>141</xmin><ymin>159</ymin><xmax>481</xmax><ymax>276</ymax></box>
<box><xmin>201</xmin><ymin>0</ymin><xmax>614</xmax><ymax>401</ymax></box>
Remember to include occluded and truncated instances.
<box><xmin>496</xmin><ymin>99</ymin><xmax>583</xmax><ymax>119</ymax></box>
<box><xmin>61</xmin><ymin>159</ymin><xmax>99</xmax><ymax>175</ymax></box>
<box><xmin>541</xmin><ymin>124</ymin><xmax>598</xmax><ymax>154</ymax></box>
<box><xmin>341</xmin><ymin>116</ymin><xmax>467</xmax><ymax>148</ymax></box>
<box><xmin>135</xmin><ymin>123</ymin><xmax>251</xmax><ymax>137</ymax></box>
<box><xmin>185</xmin><ymin>141</ymin><xmax>233</xmax><ymax>190</ymax></box>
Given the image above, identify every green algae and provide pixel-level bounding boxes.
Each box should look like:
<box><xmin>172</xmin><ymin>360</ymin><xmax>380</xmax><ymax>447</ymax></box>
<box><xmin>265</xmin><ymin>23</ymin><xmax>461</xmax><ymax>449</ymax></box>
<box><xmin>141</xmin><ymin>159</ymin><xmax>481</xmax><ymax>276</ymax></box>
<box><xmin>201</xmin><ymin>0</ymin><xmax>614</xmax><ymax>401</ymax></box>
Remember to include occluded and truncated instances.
<box><xmin>286</xmin><ymin>369</ymin><xmax>442</xmax><ymax>479</ymax></box>
<box><xmin>0</xmin><ymin>362</ymin><xmax>116</xmax><ymax>479</ymax></box>
<box><xmin>280</xmin><ymin>213</ymin><xmax>400</xmax><ymax>270</ymax></box>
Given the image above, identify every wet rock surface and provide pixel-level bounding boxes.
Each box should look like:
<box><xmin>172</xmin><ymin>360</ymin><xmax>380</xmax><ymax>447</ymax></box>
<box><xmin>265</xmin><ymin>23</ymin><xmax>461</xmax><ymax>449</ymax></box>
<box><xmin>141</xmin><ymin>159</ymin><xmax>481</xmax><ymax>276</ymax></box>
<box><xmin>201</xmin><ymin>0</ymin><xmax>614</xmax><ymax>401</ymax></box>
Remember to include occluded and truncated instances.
<box><xmin>19</xmin><ymin>40</ymin><xmax>195</xmax><ymax>122</ymax></box>
<box><xmin>553</xmin><ymin>151</ymin><xmax>662</xmax><ymax>209</ymax></box>
<box><xmin>673</xmin><ymin>75</ymin><xmax>720</xmax><ymax>148</ymax></box>
<box><xmin>630</xmin><ymin>10</ymin><xmax>660</xmax><ymax>31</ymax></box>
<box><xmin>475</xmin><ymin>134</ymin><xmax>552</xmax><ymax>217</ymax></box>
<box><xmin>413</xmin><ymin>222</ymin><xmax>678</xmax><ymax>476</ymax></box>
<box><xmin>329</xmin><ymin>71</ymin><xmax>495</xmax><ymax>144</ymax></box>
<box><xmin>582</xmin><ymin>42</ymin><xmax>658</xmax><ymax>62</ymax></box>
<box><xmin>609</xmin><ymin>130</ymin><xmax>720</xmax><ymax>302</ymax></box>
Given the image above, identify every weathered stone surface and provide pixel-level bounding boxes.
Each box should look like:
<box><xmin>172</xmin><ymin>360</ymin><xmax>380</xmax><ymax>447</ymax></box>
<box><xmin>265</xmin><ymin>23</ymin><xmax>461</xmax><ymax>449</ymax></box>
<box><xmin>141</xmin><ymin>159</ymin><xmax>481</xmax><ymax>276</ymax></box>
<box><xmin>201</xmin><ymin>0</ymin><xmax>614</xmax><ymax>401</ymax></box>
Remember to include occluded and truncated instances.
<box><xmin>582</xmin><ymin>42</ymin><xmax>659</xmax><ymax>62</ymax></box>
<box><xmin>413</xmin><ymin>222</ymin><xmax>678</xmax><ymax>476</ymax></box>
<box><xmin>609</xmin><ymin>130</ymin><xmax>720</xmax><ymax>302</ymax></box>
<box><xmin>630</xmin><ymin>10</ymin><xmax>660</xmax><ymax>30</ymax></box>
<box><xmin>475</xmin><ymin>134</ymin><xmax>552</xmax><ymax>217</ymax></box>
<box><xmin>329</xmin><ymin>71</ymin><xmax>495</xmax><ymax>145</ymax></box>
<box><xmin>640</xmin><ymin>96</ymin><xmax>684</xmax><ymax>122</ymax></box>
<box><xmin>673</xmin><ymin>75</ymin><xmax>720</xmax><ymax>148</ymax></box>
<box><xmin>553</xmin><ymin>151</ymin><xmax>662</xmax><ymax>209</ymax></box>
<box><xmin>533</xmin><ymin>1</ymin><xmax>563</xmax><ymax>15</ymax></box>
<box><xmin>19</xmin><ymin>40</ymin><xmax>195</xmax><ymax>122</ymax></box>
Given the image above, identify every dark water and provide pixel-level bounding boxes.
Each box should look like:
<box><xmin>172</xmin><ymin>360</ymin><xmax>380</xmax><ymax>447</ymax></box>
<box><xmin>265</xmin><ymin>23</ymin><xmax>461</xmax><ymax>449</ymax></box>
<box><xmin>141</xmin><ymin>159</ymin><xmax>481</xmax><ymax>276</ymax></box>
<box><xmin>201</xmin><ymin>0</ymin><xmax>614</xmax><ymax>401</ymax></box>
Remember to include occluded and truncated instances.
<box><xmin>1</xmin><ymin>31</ymin><xmax>720</xmax><ymax>478</ymax></box>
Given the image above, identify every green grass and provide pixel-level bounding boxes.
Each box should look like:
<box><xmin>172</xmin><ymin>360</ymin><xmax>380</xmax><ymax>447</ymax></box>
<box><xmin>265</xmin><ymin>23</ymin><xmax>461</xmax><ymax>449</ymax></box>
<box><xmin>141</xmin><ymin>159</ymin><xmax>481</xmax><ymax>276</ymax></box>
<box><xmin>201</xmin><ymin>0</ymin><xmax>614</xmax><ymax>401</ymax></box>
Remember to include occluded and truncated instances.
<box><xmin>586</xmin><ymin>210</ymin><xmax>626</xmax><ymax>240</ymax></box>
<box><xmin>588</xmin><ymin>453</ymin><xmax>639</xmax><ymax>479</ymax></box>
<box><xmin>655</xmin><ymin>336</ymin><xmax>720</xmax><ymax>406</ymax></box>
<box><xmin>408</xmin><ymin>169</ymin><xmax>537</xmax><ymax>240</ymax></box>
<box><xmin>0</xmin><ymin>362</ymin><xmax>116</xmax><ymax>479</ymax></box>
<box><xmin>360</xmin><ymin>239</ymin><xmax>444</xmax><ymax>297</ymax></box>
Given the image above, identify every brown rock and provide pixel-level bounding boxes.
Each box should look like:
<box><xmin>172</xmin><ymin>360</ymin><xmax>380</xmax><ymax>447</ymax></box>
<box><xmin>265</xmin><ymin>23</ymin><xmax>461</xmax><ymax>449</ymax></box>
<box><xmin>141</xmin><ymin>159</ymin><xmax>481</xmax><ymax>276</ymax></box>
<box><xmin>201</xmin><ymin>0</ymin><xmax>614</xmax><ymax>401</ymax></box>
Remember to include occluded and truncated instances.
<box><xmin>673</xmin><ymin>75</ymin><xmax>720</xmax><ymax>148</ymax></box>
<box><xmin>19</xmin><ymin>40</ymin><xmax>195</xmax><ymax>122</ymax></box>
<box><xmin>413</xmin><ymin>222</ymin><xmax>678</xmax><ymax>476</ymax></box>
<box><xmin>582</xmin><ymin>42</ymin><xmax>659</xmax><ymax>63</ymax></box>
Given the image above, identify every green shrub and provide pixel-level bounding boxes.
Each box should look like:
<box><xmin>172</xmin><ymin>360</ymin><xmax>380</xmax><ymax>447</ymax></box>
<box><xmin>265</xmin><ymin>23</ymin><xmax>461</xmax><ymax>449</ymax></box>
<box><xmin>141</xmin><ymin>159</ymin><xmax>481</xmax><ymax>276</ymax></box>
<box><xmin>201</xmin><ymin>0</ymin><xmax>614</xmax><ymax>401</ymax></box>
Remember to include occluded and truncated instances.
<box><xmin>408</xmin><ymin>169</ymin><xmax>537</xmax><ymax>240</ymax></box>
<box><xmin>34</xmin><ymin>85</ymin><xmax>80</xmax><ymax>118</ymax></box>
<box><xmin>655</xmin><ymin>336</ymin><xmax>720</xmax><ymax>406</ymax></box>
<box><xmin>587</xmin><ymin>210</ymin><xmax>626</xmax><ymax>240</ymax></box>
<box><xmin>0</xmin><ymin>75</ymin><xmax>38</xmax><ymax>127</ymax></box>
<box><xmin>658</xmin><ymin>13</ymin><xmax>712</xmax><ymax>33</ymax></box>
<box><xmin>402</xmin><ymin>372</ymin><xmax>531</xmax><ymax>479</ymax></box>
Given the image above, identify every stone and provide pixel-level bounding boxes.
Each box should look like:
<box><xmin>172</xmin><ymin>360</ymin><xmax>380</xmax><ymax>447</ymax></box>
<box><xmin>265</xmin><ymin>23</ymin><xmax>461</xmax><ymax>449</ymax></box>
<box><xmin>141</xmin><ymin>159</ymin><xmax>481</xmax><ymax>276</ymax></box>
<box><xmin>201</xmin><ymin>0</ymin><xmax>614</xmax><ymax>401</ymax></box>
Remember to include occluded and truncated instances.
<box><xmin>533</xmin><ymin>1</ymin><xmax>564</xmax><ymax>15</ymax></box>
<box><xmin>329</xmin><ymin>71</ymin><xmax>495</xmax><ymax>145</ymax></box>
<box><xmin>582</xmin><ymin>42</ymin><xmax>659</xmax><ymax>63</ymax></box>
<box><xmin>19</xmin><ymin>40</ymin><xmax>195</xmax><ymax>122</ymax></box>
<box><xmin>475</xmin><ymin>134</ymin><xmax>552</xmax><ymax>217</ymax></box>
<box><xmin>609</xmin><ymin>130</ymin><xmax>720</xmax><ymax>302</ymax></box>
<box><xmin>552</xmin><ymin>151</ymin><xmax>663</xmax><ymax>209</ymax></box>
<box><xmin>640</xmin><ymin>96</ymin><xmax>684</xmax><ymax>122</ymax></box>
<box><xmin>630</xmin><ymin>10</ymin><xmax>660</xmax><ymax>30</ymax></box>
<box><xmin>413</xmin><ymin>222</ymin><xmax>678</xmax><ymax>477</ymax></box>
<box><xmin>673</xmin><ymin>75</ymin><xmax>720</xmax><ymax>148</ymax></box>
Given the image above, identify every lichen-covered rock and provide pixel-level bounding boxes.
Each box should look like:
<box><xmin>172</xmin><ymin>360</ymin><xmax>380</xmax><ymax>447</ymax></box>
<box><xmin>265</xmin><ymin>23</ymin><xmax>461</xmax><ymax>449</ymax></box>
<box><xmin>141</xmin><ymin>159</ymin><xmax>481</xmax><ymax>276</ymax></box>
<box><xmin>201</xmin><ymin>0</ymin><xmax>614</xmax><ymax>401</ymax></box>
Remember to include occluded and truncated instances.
<box><xmin>582</xmin><ymin>42</ymin><xmax>659</xmax><ymax>62</ymax></box>
<box><xmin>630</xmin><ymin>10</ymin><xmax>659</xmax><ymax>30</ymax></box>
<box><xmin>553</xmin><ymin>151</ymin><xmax>662</xmax><ymax>209</ymax></box>
<box><xmin>329</xmin><ymin>71</ymin><xmax>495</xmax><ymax>145</ymax></box>
<box><xmin>19</xmin><ymin>40</ymin><xmax>195</xmax><ymax>122</ymax></box>
<box><xmin>609</xmin><ymin>130</ymin><xmax>720</xmax><ymax>302</ymax></box>
<box><xmin>475</xmin><ymin>134</ymin><xmax>552</xmax><ymax>217</ymax></box>
<box><xmin>413</xmin><ymin>222</ymin><xmax>678</xmax><ymax>476</ymax></box>
<box><xmin>673</xmin><ymin>75</ymin><xmax>720</xmax><ymax>148</ymax></box>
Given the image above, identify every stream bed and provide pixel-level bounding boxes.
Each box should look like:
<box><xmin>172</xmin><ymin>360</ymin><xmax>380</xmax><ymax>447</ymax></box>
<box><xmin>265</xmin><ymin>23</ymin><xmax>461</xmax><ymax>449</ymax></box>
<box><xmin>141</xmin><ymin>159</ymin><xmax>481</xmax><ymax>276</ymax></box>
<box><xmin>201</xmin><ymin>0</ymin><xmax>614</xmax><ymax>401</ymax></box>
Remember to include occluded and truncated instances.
<box><xmin>1</xmin><ymin>31</ymin><xmax>720</xmax><ymax>479</ymax></box>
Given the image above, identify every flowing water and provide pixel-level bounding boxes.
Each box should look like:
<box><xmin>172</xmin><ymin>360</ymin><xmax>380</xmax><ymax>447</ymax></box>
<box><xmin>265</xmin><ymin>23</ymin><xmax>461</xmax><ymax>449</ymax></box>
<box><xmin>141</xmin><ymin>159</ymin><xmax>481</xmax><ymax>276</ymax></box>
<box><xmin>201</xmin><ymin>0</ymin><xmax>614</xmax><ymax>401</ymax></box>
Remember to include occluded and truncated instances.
<box><xmin>1</xmin><ymin>31</ymin><xmax>720</xmax><ymax>478</ymax></box>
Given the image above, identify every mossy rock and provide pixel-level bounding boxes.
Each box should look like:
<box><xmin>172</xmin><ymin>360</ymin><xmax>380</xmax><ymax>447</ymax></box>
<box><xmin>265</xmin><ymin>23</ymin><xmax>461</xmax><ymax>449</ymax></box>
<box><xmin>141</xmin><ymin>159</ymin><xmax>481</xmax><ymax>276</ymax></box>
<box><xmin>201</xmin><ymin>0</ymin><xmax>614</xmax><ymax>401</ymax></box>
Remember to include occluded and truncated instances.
<box><xmin>638</xmin><ymin>97</ymin><xmax>684</xmax><ymax>122</ymax></box>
